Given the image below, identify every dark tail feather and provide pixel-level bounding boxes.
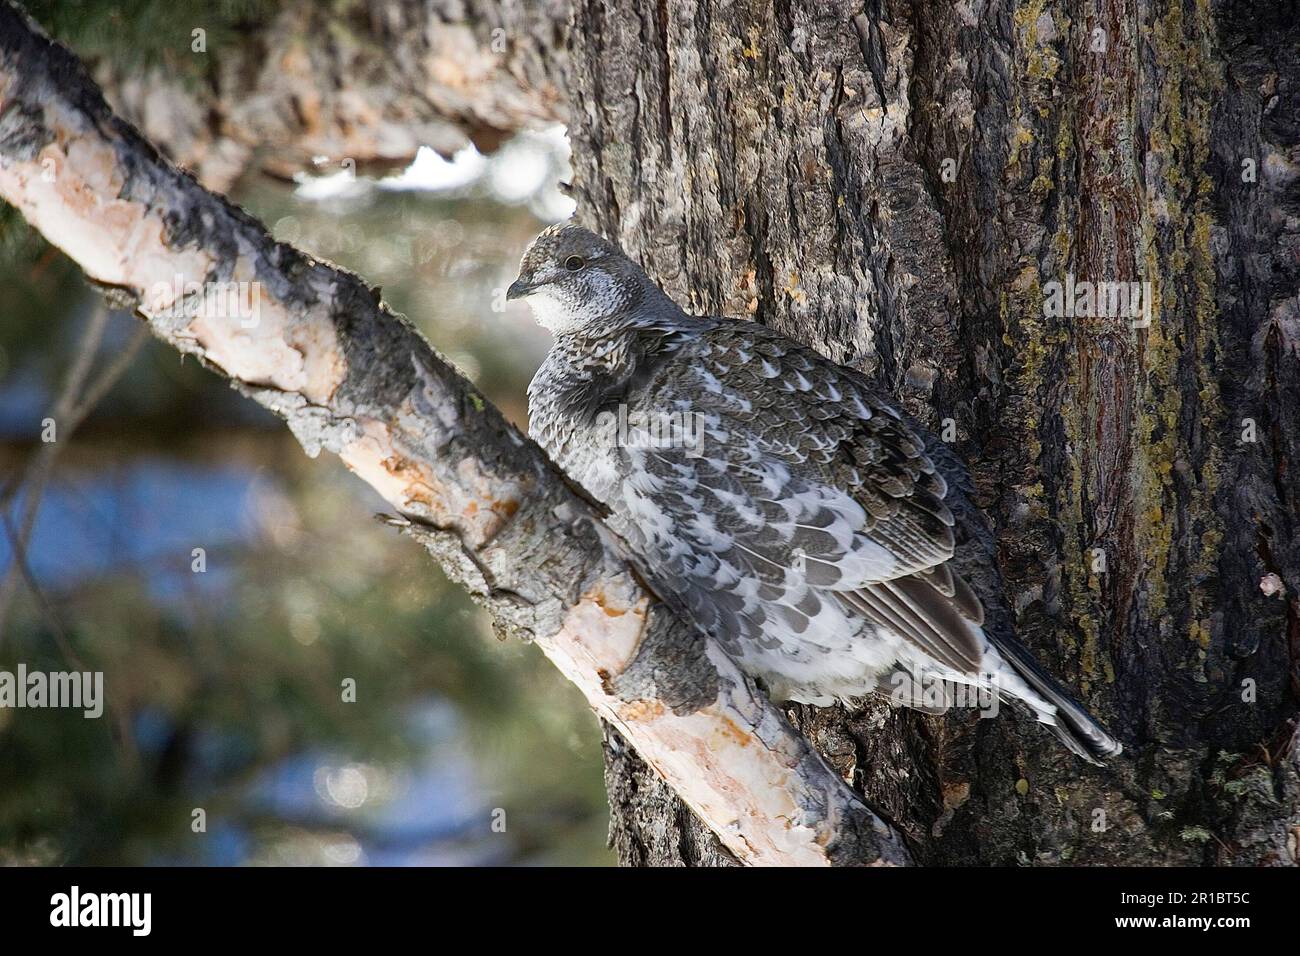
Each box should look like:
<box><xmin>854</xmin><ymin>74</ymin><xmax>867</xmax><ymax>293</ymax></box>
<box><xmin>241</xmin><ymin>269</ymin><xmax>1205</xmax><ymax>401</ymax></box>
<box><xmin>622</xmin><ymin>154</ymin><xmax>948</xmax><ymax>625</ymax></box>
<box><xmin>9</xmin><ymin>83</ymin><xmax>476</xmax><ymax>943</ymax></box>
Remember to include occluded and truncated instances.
<box><xmin>990</xmin><ymin>633</ymin><xmax>1123</xmax><ymax>765</ymax></box>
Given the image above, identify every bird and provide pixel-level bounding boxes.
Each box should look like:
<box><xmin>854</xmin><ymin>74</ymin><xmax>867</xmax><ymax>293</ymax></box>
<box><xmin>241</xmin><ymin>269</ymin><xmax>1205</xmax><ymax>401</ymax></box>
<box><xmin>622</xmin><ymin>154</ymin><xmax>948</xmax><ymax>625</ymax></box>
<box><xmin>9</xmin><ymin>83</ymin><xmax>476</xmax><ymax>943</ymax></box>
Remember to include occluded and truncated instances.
<box><xmin>509</xmin><ymin>222</ymin><xmax>1122</xmax><ymax>764</ymax></box>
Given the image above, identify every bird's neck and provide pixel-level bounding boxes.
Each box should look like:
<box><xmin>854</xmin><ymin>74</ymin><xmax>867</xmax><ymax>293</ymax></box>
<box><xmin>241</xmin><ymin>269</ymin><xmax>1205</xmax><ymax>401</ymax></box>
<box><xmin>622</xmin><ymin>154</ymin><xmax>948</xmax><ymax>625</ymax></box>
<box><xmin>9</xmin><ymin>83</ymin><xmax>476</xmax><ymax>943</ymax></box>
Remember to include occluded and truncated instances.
<box><xmin>557</xmin><ymin>286</ymin><xmax>693</xmax><ymax>346</ymax></box>
<box><xmin>533</xmin><ymin>305</ymin><xmax>706</xmax><ymax>423</ymax></box>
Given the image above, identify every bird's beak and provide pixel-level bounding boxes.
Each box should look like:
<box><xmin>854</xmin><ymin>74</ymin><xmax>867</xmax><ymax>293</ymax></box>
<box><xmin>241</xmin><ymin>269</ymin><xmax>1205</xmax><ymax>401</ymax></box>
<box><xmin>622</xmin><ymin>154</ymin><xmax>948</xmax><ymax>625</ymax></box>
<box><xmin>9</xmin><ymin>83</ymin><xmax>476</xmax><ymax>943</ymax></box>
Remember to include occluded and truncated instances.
<box><xmin>506</xmin><ymin>278</ymin><xmax>533</xmax><ymax>301</ymax></box>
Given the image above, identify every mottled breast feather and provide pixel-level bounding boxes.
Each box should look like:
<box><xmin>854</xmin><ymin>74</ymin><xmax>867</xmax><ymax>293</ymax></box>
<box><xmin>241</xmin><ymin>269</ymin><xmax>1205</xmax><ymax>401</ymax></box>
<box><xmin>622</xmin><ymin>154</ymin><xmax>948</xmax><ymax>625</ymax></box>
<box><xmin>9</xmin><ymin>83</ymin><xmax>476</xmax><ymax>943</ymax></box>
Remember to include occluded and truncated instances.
<box><xmin>532</xmin><ymin>315</ymin><xmax>987</xmax><ymax>702</ymax></box>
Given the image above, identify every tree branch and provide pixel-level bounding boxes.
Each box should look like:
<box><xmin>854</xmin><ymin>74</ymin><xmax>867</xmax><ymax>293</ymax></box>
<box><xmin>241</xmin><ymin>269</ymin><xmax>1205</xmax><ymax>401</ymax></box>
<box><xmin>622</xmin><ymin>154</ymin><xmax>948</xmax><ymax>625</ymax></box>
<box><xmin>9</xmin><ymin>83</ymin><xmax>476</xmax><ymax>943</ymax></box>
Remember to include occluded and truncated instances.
<box><xmin>0</xmin><ymin>0</ymin><xmax>911</xmax><ymax>866</ymax></box>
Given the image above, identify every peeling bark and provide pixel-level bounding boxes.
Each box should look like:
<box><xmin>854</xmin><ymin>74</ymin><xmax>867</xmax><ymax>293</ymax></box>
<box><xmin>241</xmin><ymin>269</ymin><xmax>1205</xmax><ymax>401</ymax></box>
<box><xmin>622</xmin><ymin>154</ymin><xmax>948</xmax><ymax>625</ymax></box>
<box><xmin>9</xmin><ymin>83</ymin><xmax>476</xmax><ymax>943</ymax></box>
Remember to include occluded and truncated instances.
<box><xmin>566</xmin><ymin>0</ymin><xmax>1300</xmax><ymax>865</ymax></box>
<box><xmin>0</xmin><ymin>0</ymin><xmax>913</xmax><ymax>867</ymax></box>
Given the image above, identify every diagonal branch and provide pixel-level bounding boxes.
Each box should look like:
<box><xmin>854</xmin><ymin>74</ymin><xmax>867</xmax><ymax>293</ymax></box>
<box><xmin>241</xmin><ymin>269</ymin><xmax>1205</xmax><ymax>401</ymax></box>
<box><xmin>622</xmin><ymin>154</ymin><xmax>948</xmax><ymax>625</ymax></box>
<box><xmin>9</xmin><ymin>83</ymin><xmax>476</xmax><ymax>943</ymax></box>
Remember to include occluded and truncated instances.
<box><xmin>0</xmin><ymin>0</ymin><xmax>911</xmax><ymax>866</ymax></box>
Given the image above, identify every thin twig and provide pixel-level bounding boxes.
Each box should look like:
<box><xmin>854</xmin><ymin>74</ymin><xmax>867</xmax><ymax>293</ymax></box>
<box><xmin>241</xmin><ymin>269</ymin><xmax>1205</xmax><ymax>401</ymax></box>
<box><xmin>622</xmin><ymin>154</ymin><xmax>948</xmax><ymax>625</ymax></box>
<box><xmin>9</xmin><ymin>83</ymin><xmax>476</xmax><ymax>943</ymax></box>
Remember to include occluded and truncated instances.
<box><xmin>67</xmin><ymin>325</ymin><xmax>149</xmax><ymax>431</ymax></box>
<box><xmin>0</xmin><ymin>308</ymin><xmax>145</xmax><ymax>641</ymax></box>
<box><xmin>1</xmin><ymin>470</ymin><xmax>140</xmax><ymax>772</ymax></box>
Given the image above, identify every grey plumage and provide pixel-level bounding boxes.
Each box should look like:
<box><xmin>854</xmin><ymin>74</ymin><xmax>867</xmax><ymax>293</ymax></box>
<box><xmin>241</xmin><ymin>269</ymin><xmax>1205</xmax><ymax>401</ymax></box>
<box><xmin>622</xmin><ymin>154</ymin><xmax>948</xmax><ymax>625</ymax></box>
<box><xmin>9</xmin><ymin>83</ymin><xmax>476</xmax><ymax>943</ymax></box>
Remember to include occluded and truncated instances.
<box><xmin>511</xmin><ymin>223</ymin><xmax>1121</xmax><ymax>763</ymax></box>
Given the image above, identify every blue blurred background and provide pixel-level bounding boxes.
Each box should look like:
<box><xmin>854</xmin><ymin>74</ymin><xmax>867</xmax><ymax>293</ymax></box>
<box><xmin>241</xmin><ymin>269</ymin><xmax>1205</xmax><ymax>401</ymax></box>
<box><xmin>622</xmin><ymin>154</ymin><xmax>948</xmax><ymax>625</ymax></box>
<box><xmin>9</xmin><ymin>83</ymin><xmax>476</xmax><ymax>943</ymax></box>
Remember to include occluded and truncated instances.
<box><xmin>0</xmin><ymin>90</ymin><xmax>613</xmax><ymax>863</ymax></box>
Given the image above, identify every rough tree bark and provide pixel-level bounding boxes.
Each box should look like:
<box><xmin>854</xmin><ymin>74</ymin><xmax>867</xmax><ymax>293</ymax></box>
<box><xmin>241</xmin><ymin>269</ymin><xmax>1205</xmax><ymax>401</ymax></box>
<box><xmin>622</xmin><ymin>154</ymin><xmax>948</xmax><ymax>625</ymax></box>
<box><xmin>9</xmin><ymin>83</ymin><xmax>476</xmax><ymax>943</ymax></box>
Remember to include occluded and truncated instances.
<box><xmin>0</xmin><ymin>0</ymin><xmax>913</xmax><ymax>867</ymax></box>
<box><xmin>569</xmin><ymin>0</ymin><xmax>1300</xmax><ymax>865</ymax></box>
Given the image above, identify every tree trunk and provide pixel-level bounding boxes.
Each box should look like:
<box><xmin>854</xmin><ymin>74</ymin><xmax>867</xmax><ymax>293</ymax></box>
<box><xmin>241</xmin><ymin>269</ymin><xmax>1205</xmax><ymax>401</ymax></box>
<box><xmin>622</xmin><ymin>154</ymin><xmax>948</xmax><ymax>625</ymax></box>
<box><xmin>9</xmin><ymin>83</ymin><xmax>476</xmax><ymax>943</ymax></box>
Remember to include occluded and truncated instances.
<box><xmin>569</xmin><ymin>0</ymin><xmax>1300</xmax><ymax>865</ymax></box>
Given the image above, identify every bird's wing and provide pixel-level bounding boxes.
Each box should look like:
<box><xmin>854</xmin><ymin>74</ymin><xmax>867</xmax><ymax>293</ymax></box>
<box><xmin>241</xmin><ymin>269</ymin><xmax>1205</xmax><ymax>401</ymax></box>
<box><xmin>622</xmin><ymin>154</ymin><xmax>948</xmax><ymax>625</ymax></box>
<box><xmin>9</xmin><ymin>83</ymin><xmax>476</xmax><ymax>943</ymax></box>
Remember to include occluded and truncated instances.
<box><xmin>626</xmin><ymin>319</ymin><xmax>984</xmax><ymax>675</ymax></box>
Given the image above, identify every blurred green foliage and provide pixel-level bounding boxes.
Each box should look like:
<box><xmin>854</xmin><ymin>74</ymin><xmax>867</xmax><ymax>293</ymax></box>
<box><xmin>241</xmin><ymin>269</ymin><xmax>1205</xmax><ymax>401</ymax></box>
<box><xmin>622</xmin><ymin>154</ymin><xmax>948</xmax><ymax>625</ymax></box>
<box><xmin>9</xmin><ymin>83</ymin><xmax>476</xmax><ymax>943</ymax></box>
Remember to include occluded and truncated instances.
<box><xmin>22</xmin><ymin>0</ymin><xmax>281</xmax><ymax>79</ymax></box>
<box><xmin>0</xmin><ymin>63</ymin><xmax>603</xmax><ymax>861</ymax></box>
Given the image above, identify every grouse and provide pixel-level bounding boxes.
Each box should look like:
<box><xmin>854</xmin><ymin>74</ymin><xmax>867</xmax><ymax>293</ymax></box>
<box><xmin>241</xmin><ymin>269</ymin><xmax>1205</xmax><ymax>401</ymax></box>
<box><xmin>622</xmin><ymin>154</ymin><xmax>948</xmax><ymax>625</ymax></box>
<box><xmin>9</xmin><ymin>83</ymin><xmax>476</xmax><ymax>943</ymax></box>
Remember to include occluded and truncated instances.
<box><xmin>510</xmin><ymin>222</ymin><xmax>1121</xmax><ymax>764</ymax></box>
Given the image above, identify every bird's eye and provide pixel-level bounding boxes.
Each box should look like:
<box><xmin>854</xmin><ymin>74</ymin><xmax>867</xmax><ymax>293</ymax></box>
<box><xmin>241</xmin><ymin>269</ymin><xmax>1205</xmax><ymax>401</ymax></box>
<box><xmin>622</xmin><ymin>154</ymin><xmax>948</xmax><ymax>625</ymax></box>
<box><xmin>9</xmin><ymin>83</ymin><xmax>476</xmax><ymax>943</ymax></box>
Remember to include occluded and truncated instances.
<box><xmin>564</xmin><ymin>255</ymin><xmax>586</xmax><ymax>272</ymax></box>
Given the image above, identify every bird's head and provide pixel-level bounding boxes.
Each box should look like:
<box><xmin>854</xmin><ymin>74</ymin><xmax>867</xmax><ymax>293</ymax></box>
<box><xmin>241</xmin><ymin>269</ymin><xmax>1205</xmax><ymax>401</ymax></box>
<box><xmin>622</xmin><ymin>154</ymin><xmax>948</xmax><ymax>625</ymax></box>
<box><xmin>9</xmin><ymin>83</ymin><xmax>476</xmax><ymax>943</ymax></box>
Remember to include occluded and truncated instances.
<box><xmin>507</xmin><ymin>223</ymin><xmax>661</xmax><ymax>334</ymax></box>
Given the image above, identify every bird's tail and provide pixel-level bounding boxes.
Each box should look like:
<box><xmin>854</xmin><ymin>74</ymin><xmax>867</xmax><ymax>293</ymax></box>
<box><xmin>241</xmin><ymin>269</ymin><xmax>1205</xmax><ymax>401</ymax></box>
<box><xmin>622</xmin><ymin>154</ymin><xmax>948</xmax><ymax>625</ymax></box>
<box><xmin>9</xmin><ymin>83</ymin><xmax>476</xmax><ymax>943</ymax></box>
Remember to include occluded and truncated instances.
<box><xmin>988</xmin><ymin>631</ymin><xmax>1123</xmax><ymax>765</ymax></box>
